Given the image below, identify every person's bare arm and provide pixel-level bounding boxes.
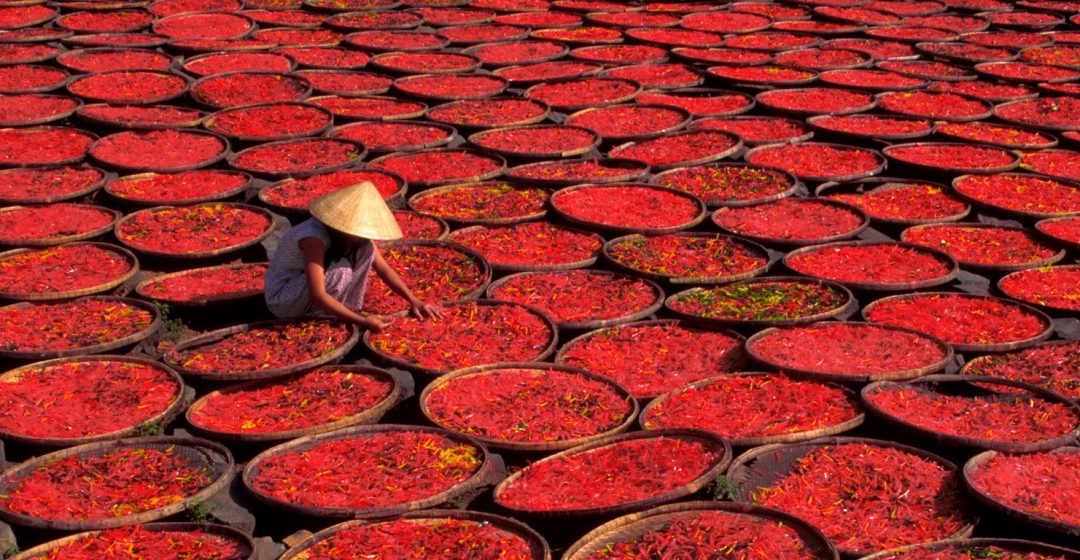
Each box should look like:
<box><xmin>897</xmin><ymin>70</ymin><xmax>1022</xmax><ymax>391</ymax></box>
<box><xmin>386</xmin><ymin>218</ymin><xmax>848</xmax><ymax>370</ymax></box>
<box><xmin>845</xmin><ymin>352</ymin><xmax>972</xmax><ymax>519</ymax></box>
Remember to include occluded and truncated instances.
<box><xmin>372</xmin><ymin>244</ymin><xmax>444</xmax><ymax>320</ymax></box>
<box><xmin>300</xmin><ymin>237</ymin><xmax>389</xmax><ymax>331</ymax></box>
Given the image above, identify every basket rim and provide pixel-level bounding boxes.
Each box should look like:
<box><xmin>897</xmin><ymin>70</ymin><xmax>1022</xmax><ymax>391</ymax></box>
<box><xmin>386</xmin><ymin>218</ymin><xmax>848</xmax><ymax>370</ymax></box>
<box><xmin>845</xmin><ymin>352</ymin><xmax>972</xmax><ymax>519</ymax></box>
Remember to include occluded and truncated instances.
<box><xmin>279</xmin><ymin>509</ymin><xmax>550</xmax><ymax>560</ymax></box>
<box><xmin>640</xmin><ymin>371</ymin><xmax>866</xmax><ymax>448</ymax></box>
<box><xmin>745</xmin><ymin>321</ymin><xmax>955</xmax><ymax>383</ymax></box>
<box><xmin>0</xmin><ymin>295</ymin><xmax>161</xmax><ymax>359</ymax></box>
<box><xmin>862</xmin><ymin>374</ymin><xmax>1080</xmax><ymax>453</ymax></box>
<box><xmin>242</xmin><ymin>423</ymin><xmax>498</xmax><ymax>518</ymax></box>
<box><xmin>419</xmin><ymin>361</ymin><xmax>639</xmax><ymax>452</ymax></box>
<box><xmin>186</xmin><ymin>364</ymin><xmax>409</xmax><ymax>443</ymax></box>
<box><xmin>362</xmin><ymin>299</ymin><xmax>559</xmax><ymax>376</ymax></box>
<box><xmin>492</xmin><ymin>428</ymin><xmax>732</xmax><ymax>518</ymax></box>
<box><xmin>113</xmin><ymin>202</ymin><xmax>276</xmax><ymax>260</ymax></box>
<box><xmin>561</xmin><ymin>501</ymin><xmax>840</xmax><ymax>560</ymax></box>
<box><xmin>424</xmin><ymin>95</ymin><xmax>550</xmax><ymax>129</ymax></box>
<box><xmin>783</xmin><ymin>239</ymin><xmax>960</xmax><ymax>292</ymax></box>
<box><xmin>602</xmin><ymin>231</ymin><xmax>771</xmax><ymax>285</ymax></box>
<box><xmin>522</xmin><ymin>76</ymin><xmax>641</xmax><ymax>112</ymax></box>
<box><xmin>0</xmin><ymin>435</ymin><xmax>235</xmax><ymax>531</ymax></box>
<box><xmin>962</xmin><ymin>447</ymin><xmax>1080</xmax><ymax>538</ymax></box>
<box><xmin>861</xmin><ymin>291</ymin><xmax>1055</xmax><ymax>353</ymax></box>
<box><xmin>663</xmin><ymin>276</ymin><xmax>856</xmax><ymax>329</ymax></box>
<box><xmin>0</xmin><ymin>241</ymin><xmax>139</xmax><ymax>301</ymax></box>
<box><xmin>164</xmin><ymin>318</ymin><xmax>360</xmax><ymax>381</ymax></box>
<box><xmin>8</xmin><ymin>522</ymin><xmax>257</xmax><ymax>560</ymax></box>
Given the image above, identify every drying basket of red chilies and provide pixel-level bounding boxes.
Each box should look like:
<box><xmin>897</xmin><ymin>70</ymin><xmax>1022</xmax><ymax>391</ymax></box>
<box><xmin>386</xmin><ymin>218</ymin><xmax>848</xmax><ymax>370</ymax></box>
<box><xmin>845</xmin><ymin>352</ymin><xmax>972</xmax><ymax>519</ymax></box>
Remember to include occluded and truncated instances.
<box><xmin>278</xmin><ymin>509</ymin><xmax>550</xmax><ymax>560</ymax></box>
<box><xmin>561</xmin><ymin>501</ymin><xmax>839</xmax><ymax>560</ymax></box>
<box><xmin>0</xmin><ymin>295</ymin><xmax>160</xmax><ymax>360</ymax></box>
<box><xmin>0</xmin><ymin>436</ymin><xmax>234</xmax><ymax>531</ymax></box>
<box><xmin>858</xmin><ymin>538</ymin><xmax>1080</xmax><ymax>560</ymax></box>
<box><xmin>241</xmin><ymin>424</ymin><xmax>504</xmax><ymax>519</ymax></box>
<box><xmin>8</xmin><ymin>522</ymin><xmax>256</xmax><ymax>560</ymax></box>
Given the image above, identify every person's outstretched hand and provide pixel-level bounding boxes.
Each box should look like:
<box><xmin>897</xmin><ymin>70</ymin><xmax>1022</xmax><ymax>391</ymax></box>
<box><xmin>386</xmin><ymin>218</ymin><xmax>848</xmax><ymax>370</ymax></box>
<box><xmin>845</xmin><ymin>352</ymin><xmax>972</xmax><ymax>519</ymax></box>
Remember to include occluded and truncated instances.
<box><xmin>411</xmin><ymin>300</ymin><xmax>444</xmax><ymax>321</ymax></box>
<box><xmin>361</xmin><ymin>315</ymin><xmax>393</xmax><ymax>333</ymax></box>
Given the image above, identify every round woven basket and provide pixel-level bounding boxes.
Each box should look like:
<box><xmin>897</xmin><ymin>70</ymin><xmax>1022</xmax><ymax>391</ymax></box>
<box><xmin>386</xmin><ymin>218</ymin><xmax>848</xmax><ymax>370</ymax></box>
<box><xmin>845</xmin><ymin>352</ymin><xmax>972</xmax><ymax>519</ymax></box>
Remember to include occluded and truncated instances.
<box><xmin>640</xmin><ymin>372</ymin><xmax>866</xmax><ymax>448</ymax></box>
<box><xmin>362</xmin><ymin>299</ymin><xmax>559</xmax><ymax>377</ymax></box>
<box><xmin>135</xmin><ymin>262</ymin><xmax>267</xmax><ymax>307</ymax></box>
<box><xmin>492</xmin><ymin>429</ymin><xmax>732</xmax><ymax>519</ymax></box>
<box><xmin>813</xmin><ymin>177</ymin><xmax>971</xmax><ymax>227</ymax></box>
<box><xmin>105</xmin><ymin>171</ymin><xmax>255</xmax><ymax>208</ymax></box>
<box><xmin>485</xmin><ymin>270</ymin><xmax>665</xmax><ymax>331</ymax></box>
<box><xmin>419</xmin><ymin>362</ymin><xmax>639</xmax><ymax>453</ymax></box>
<box><xmin>0</xmin><ymin>165</ymin><xmax>106</xmax><ymax>205</ymax></box>
<box><xmin>279</xmin><ymin>509</ymin><xmax>549</xmax><ymax>560</ymax></box>
<box><xmin>186</xmin><ymin>364</ymin><xmax>412</xmax><ymax>443</ymax></box>
<box><xmin>114</xmin><ymin>203</ymin><xmax>276</xmax><ymax>260</ymax></box>
<box><xmin>963</xmin><ymin>448</ymin><xmax>1080</xmax><ymax>538</ymax></box>
<box><xmin>0</xmin><ymin>355</ymin><xmax>189</xmax><ymax>448</ymax></box>
<box><xmin>725</xmin><ymin>436</ymin><xmax>976</xmax><ymax>558</ymax></box>
<box><xmin>242</xmin><ymin>424</ymin><xmax>503</xmax><ymax>519</ymax></box>
<box><xmin>9</xmin><ymin>522</ymin><xmax>256</xmax><ymax>560</ymax></box>
<box><xmin>0</xmin><ymin>242</ymin><xmax>139</xmax><ymax>302</ymax></box>
<box><xmin>165</xmin><ymin>319</ymin><xmax>360</xmax><ymax>382</ymax></box>
<box><xmin>549</xmin><ymin>183</ymin><xmax>708</xmax><ymax>235</ymax></box>
<box><xmin>562</xmin><ymin>501</ymin><xmax>839</xmax><ymax>560</ymax></box>
<box><xmin>745</xmin><ymin>322</ymin><xmax>955</xmax><ymax>384</ymax></box>
<box><xmin>0</xmin><ymin>296</ymin><xmax>160</xmax><ymax>360</ymax></box>
<box><xmin>603</xmin><ymin>232</ymin><xmax>770</xmax><ymax>286</ymax></box>
<box><xmin>664</xmin><ymin>277</ymin><xmax>856</xmax><ymax>329</ymax></box>
<box><xmin>860</xmin><ymin>539</ymin><xmax>1080</xmax><ymax>560</ymax></box>
<box><xmin>407</xmin><ymin>181</ymin><xmax>549</xmax><ymax>226</ymax></box>
<box><xmin>0</xmin><ymin>436</ymin><xmax>234</xmax><ymax>531</ymax></box>
<box><xmin>0</xmin><ymin>203</ymin><xmax>119</xmax><ymax>247</ymax></box>
<box><xmin>783</xmin><ymin>240</ymin><xmax>959</xmax><ymax>292</ymax></box>
<box><xmin>861</xmin><ymin>292</ymin><xmax>1054</xmax><ymax>354</ymax></box>
<box><xmin>862</xmin><ymin>374</ymin><xmax>1080</xmax><ymax>453</ymax></box>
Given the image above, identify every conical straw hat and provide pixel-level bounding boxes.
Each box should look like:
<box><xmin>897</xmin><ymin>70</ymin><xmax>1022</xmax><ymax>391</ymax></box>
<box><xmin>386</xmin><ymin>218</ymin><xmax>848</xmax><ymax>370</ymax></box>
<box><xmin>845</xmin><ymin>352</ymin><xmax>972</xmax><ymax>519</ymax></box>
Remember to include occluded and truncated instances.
<box><xmin>309</xmin><ymin>181</ymin><xmax>403</xmax><ymax>241</ymax></box>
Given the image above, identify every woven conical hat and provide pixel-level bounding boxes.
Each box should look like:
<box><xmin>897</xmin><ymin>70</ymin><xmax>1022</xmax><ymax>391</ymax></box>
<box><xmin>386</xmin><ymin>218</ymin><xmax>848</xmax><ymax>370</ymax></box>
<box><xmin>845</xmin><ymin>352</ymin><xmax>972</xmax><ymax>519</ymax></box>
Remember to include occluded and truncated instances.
<box><xmin>309</xmin><ymin>182</ymin><xmax>402</xmax><ymax>240</ymax></box>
